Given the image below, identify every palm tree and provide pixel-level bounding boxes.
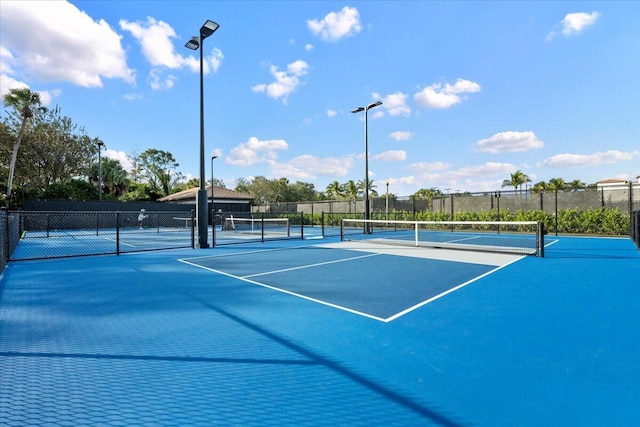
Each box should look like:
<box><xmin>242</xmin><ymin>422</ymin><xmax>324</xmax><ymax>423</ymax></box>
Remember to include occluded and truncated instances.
<box><xmin>3</xmin><ymin>88</ymin><xmax>45</xmax><ymax>205</ymax></box>
<box><xmin>359</xmin><ymin>179</ymin><xmax>378</xmax><ymax>198</ymax></box>
<box><xmin>548</xmin><ymin>177</ymin><xmax>567</xmax><ymax>192</ymax></box>
<box><xmin>531</xmin><ymin>181</ymin><xmax>548</xmax><ymax>193</ymax></box>
<box><xmin>568</xmin><ymin>179</ymin><xmax>586</xmax><ymax>192</ymax></box>
<box><xmin>501</xmin><ymin>170</ymin><xmax>529</xmax><ymax>196</ymax></box>
<box><xmin>342</xmin><ymin>180</ymin><xmax>359</xmax><ymax>201</ymax></box>
<box><xmin>325</xmin><ymin>181</ymin><xmax>343</xmax><ymax>199</ymax></box>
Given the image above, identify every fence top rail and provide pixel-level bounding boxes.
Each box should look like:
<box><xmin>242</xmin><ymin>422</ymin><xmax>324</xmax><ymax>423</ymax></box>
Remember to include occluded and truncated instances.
<box><xmin>342</xmin><ymin>219</ymin><xmax>539</xmax><ymax>226</ymax></box>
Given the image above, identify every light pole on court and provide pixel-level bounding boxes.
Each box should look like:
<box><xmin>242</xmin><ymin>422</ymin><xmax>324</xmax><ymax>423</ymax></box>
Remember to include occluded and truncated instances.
<box><xmin>185</xmin><ymin>20</ymin><xmax>219</xmax><ymax>248</ymax></box>
<box><xmin>97</xmin><ymin>140</ymin><xmax>104</xmax><ymax>202</ymax></box>
<box><xmin>351</xmin><ymin>101</ymin><xmax>382</xmax><ymax>234</ymax></box>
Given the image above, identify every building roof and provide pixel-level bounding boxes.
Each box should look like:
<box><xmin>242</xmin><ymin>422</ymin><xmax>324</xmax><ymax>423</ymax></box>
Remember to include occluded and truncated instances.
<box><xmin>157</xmin><ymin>186</ymin><xmax>253</xmax><ymax>202</ymax></box>
<box><xmin>596</xmin><ymin>179</ymin><xmax>628</xmax><ymax>184</ymax></box>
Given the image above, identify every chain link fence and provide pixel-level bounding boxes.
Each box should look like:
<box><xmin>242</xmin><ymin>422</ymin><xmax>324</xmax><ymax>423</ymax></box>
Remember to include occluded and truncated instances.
<box><xmin>3</xmin><ymin>211</ymin><xmax>197</xmax><ymax>263</ymax></box>
<box><xmin>254</xmin><ymin>187</ymin><xmax>638</xmax><ymax>217</ymax></box>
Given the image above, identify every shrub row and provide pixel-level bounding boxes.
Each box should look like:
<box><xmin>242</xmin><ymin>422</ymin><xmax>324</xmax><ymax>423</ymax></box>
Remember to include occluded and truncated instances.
<box><xmin>309</xmin><ymin>208</ymin><xmax>630</xmax><ymax>236</ymax></box>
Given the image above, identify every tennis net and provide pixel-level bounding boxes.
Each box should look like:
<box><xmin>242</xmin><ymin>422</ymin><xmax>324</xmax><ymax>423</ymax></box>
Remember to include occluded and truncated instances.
<box><xmin>341</xmin><ymin>219</ymin><xmax>545</xmax><ymax>256</ymax></box>
<box><xmin>225</xmin><ymin>216</ymin><xmax>290</xmax><ymax>237</ymax></box>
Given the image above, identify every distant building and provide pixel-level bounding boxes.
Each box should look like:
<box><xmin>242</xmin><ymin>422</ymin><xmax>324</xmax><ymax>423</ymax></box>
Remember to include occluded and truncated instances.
<box><xmin>158</xmin><ymin>185</ymin><xmax>253</xmax><ymax>212</ymax></box>
<box><xmin>596</xmin><ymin>179</ymin><xmax>639</xmax><ymax>203</ymax></box>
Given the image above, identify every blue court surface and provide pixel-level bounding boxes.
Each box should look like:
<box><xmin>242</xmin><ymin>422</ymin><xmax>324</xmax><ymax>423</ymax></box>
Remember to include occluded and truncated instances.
<box><xmin>1</xmin><ymin>234</ymin><xmax>639</xmax><ymax>426</ymax></box>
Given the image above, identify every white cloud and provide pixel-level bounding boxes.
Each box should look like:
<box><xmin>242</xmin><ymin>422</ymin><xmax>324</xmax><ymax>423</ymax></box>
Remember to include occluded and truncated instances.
<box><xmin>0</xmin><ymin>1</ymin><xmax>134</xmax><ymax>87</ymax></box>
<box><xmin>374</xmin><ymin>91</ymin><xmax>410</xmax><ymax>117</ymax></box>
<box><xmin>123</xmin><ymin>93</ymin><xmax>143</xmax><ymax>101</ymax></box>
<box><xmin>305</xmin><ymin>44</ymin><xmax>314</xmax><ymax>51</ymax></box>
<box><xmin>389</xmin><ymin>131</ymin><xmax>413</xmax><ymax>141</ymax></box>
<box><xmin>226</xmin><ymin>137</ymin><xmax>288</xmax><ymax>166</ymax></box>
<box><xmin>307</xmin><ymin>6</ymin><xmax>362</xmax><ymax>42</ymax></box>
<box><xmin>474</xmin><ymin>131</ymin><xmax>544</xmax><ymax>153</ymax></box>
<box><xmin>252</xmin><ymin>60</ymin><xmax>309</xmax><ymax>104</ymax></box>
<box><xmin>0</xmin><ymin>74</ymin><xmax>28</xmax><ymax>98</ymax></box>
<box><xmin>103</xmin><ymin>148</ymin><xmax>133</xmax><ymax>171</ymax></box>
<box><xmin>414</xmin><ymin>78</ymin><xmax>481</xmax><ymax>109</ymax></box>
<box><xmin>407</xmin><ymin>161</ymin><xmax>450</xmax><ymax>172</ymax></box>
<box><xmin>148</xmin><ymin>69</ymin><xmax>176</xmax><ymax>91</ymax></box>
<box><xmin>120</xmin><ymin>17</ymin><xmax>223</xmax><ymax>85</ymax></box>
<box><xmin>326</xmin><ymin>109</ymin><xmax>338</xmax><ymax>117</ymax></box>
<box><xmin>272</xmin><ymin>154</ymin><xmax>355</xmax><ymax>180</ymax></box>
<box><xmin>397</xmin><ymin>161</ymin><xmax>520</xmax><ymax>194</ymax></box>
<box><xmin>546</xmin><ymin>11</ymin><xmax>601</xmax><ymax>41</ymax></box>
<box><xmin>373</xmin><ymin>150</ymin><xmax>406</xmax><ymax>161</ymax></box>
<box><xmin>120</xmin><ymin>17</ymin><xmax>182</xmax><ymax>68</ymax></box>
<box><xmin>542</xmin><ymin>150</ymin><xmax>636</xmax><ymax>168</ymax></box>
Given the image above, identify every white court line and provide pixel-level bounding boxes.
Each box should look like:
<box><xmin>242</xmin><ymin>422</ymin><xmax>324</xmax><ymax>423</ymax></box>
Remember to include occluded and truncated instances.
<box><xmin>178</xmin><ymin>257</ymin><xmax>388</xmax><ymax>322</ymax></box>
<box><xmin>178</xmin><ymin>241</ymin><xmax>535</xmax><ymax>323</ymax></box>
<box><xmin>243</xmin><ymin>253</ymin><xmax>381</xmax><ymax>278</ymax></box>
<box><xmin>102</xmin><ymin>236</ymin><xmax>135</xmax><ymax>247</ymax></box>
<box><xmin>385</xmin><ymin>254</ymin><xmax>527</xmax><ymax>322</ymax></box>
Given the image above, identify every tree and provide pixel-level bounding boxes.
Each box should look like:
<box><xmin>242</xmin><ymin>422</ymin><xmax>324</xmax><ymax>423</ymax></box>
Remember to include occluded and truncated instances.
<box><xmin>210</xmin><ymin>177</ymin><xmax>225</xmax><ymax>188</ymax></box>
<box><xmin>502</xmin><ymin>170</ymin><xmax>529</xmax><ymax>195</ymax></box>
<box><xmin>410</xmin><ymin>188</ymin><xmax>442</xmax><ymax>201</ymax></box>
<box><xmin>342</xmin><ymin>180</ymin><xmax>359</xmax><ymax>202</ymax></box>
<box><xmin>531</xmin><ymin>181</ymin><xmax>548</xmax><ymax>193</ymax></box>
<box><xmin>288</xmin><ymin>181</ymin><xmax>316</xmax><ymax>202</ymax></box>
<box><xmin>185</xmin><ymin>178</ymin><xmax>200</xmax><ymax>189</ymax></box>
<box><xmin>359</xmin><ymin>179</ymin><xmax>378</xmax><ymax>198</ymax></box>
<box><xmin>548</xmin><ymin>177</ymin><xmax>567</xmax><ymax>191</ymax></box>
<box><xmin>568</xmin><ymin>179</ymin><xmax>586</xmax><ymax>192</ymax></box>
<box><xmin>90</xmin><ymin>157</ymin><xmax>130</xmax><ymax>198</ymax></box>
<box><xmin>326</xmin><ymin>181</ymin><xmax>343</xmax><ymax>199</ymax></box>
<box><xmin>135</xmin><ymin>149</ymin><xmax>183</xmax><ymax>197</ymax></box>
<box><xmin>3</xmin><ymin>88</ymin><xmax>45</xmax><ymax>206</ymax></box>
<box><xmin>42</xmin><ymin>179</ymin><xmax>98</xmax><ymax>200</ymax></box>
<box><xmin>235</xmin><ymin>177</ymin><xmax>251</xmax><ymax>194</ymax></box>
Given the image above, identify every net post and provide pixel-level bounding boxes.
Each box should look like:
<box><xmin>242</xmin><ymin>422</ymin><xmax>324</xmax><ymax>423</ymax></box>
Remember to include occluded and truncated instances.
<box><xmin>340</xmin><ymin>219</ymin><xmax>344</xmax><ymax>241</ymax></box>
<box><xmin>298</xmin><ymin>212</ymin><xmax>301</xmax><ymax>239</ymax></box>
<box><xmin>538</xmin><ymin>221</ymin><xmax>545</xmax><ymax>258</ymax></box>
<box><xmin>211</xmin><ymin>208</ymin><xmax>216</xmax><ymax>247</ymax></box>
<box><xmin>321</xmin><ymin>211</ymin><xmax>325</xmax><ymax>237</ymax></box>
<box><xmin>414</xmin><ymin>221</ymin><xmax>419</xmax><ymax>247</ymax></box>
<box><xmin>190</xmin><ymin>209</ymin><xmax>195</xmax><ymax>248</ymax></box>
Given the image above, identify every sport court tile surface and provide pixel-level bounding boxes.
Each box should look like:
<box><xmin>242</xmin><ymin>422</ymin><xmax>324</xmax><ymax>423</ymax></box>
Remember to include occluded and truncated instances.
<box><xmin>182</xmin><ymin>243</ymin><xmax>519</xmax><ymax>321</ymax></box>
<box><xmin>1</xmin><ymin>235</ymin><xmax>639</xmax><ymax>426</ymax></box>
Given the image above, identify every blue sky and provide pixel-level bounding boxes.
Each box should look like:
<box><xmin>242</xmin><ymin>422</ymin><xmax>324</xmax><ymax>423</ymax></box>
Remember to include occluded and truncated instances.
<box><xmin>1</xmin><ymin>1</ymin><xmax>638</xmax><ymax>196</ymax></box>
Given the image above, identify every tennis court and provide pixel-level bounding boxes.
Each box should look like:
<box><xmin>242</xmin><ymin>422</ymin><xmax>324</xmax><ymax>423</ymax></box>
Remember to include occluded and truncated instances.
<box><xmin>1</xmin><ymin>229</ymin><xmax>639</xmax><ymax>425</ymax></box>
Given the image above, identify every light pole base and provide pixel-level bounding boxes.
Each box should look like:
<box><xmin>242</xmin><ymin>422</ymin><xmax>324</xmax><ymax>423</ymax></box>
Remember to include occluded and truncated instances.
<box><xmin>196</xmin><ymin>189</ymin><xmax>209</xmax><ymax>248</ymax></box>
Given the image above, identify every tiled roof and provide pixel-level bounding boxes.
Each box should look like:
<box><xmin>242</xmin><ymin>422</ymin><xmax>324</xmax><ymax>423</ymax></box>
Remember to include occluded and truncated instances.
<box><xmin>596</xmin><ymin>179</ymin><xmax>628</xmax><ymax>184</ymax></box>
<box><xmin>157</xmin><ymin>186</ymin><xmax>253</xmax><ymax>202</ymax></box>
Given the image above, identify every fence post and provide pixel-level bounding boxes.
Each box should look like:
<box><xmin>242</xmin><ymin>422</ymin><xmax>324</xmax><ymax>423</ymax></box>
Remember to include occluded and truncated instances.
<box><xmin>630</xmin><ymin>181</ymin><xmax>634</xmax><ymax>237</ymax></box>
<box><xmin>555</xmin><ymin>188</ymin><xmax>559</xmax><ymax>237</ymax></box>
<box><xmin>540</xmin><ymin>192</ymin><xmax>544</xmax><ymax>211</ymax></box>
<box><xmin>450</xmin><ymin>194</ymin><xmax>454</xmax><ymax>221</ymax></box>
<box><xmin>116</xmin><ymin>212</ymin><xmax>121</xmax><ymax>255</ymax></box>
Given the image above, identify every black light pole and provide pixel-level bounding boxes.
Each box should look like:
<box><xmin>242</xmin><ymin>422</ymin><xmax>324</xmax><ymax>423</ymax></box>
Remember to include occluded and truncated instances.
<box><xmin>97</xmin><ymin>141</ymin><xmax>104</xmax><ymax>201</ymax></box>
<box><xmin>351</xmin><ymin>101</ymin><xmax>382</xmax><ymax>233</ymax></box>
<box><xmin>185</xmin><ymin>19</ymin><xmax>219</xmax><ymax>248</ymax></box>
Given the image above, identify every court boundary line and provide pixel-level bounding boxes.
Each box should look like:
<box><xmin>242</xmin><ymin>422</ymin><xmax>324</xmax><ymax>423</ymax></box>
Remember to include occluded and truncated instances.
<box><xmin>243</xmin><ymin>253</ymin><xmax>381</xmax><ymax>278</ymax></box>
<box><xmin>178</xmin><ymin>240</ymin><xmax>544</xmax><ymax>322</ymax></box>
<box><xmin>385</xmin><ymin>254</ymin><xmax>527</xmax><ymax>321</ymax></box>
<box><xmin>178</xmin><ymin>257</ymin><xmax>389</xmax><ymax>322</ymax></box>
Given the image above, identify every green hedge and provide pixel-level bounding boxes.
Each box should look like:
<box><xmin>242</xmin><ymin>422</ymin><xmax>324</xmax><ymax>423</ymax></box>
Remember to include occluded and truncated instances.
<box><xmin>312</xmin><ymin>208</ymin><xmax>630</xmax><ymax>235</ymax></box>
